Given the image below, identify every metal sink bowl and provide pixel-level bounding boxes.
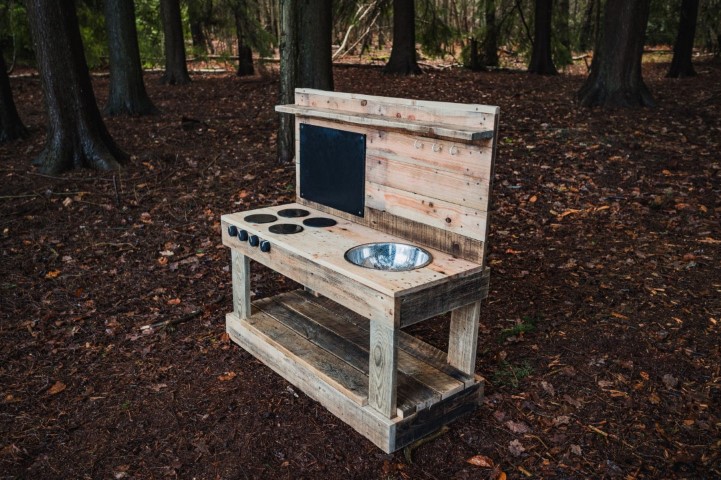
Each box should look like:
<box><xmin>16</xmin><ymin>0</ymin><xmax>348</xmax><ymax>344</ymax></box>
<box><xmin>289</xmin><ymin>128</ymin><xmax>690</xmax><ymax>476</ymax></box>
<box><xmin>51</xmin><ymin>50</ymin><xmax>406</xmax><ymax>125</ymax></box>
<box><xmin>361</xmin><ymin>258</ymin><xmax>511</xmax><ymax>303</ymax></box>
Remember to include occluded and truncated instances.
<box><xmin>344</xmin><ymin>243</ymin><xmax>432</xmax><ymax>272</ymax></box>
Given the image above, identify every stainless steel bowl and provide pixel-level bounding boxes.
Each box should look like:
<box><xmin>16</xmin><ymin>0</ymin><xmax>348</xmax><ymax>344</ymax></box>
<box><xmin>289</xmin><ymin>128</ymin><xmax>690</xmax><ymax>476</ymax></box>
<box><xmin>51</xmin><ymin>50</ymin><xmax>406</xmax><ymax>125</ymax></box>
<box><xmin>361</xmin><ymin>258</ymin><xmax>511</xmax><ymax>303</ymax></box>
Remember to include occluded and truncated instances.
<box><xmin>344</xmin><ymin>243</ymin><xmax>432</xmax><ymax>272</ymax></box>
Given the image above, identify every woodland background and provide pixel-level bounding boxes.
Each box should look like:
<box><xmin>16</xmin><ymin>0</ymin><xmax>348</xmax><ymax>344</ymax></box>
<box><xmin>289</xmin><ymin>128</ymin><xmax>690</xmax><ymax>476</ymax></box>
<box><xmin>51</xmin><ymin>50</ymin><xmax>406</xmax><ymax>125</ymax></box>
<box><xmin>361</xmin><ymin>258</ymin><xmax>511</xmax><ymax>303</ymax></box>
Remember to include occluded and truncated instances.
<box><xmin>1</xmin><ymin>0</ymin><xmax>720</xmax><ymax>479</ymax></box>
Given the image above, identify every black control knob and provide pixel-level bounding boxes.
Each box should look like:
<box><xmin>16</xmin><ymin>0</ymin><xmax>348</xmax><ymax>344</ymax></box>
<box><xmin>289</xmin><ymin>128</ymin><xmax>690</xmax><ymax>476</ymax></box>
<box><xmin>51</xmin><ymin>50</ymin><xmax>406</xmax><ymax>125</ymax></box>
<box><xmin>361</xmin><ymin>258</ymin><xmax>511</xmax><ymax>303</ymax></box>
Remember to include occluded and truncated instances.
<box><xmin>248</xmin><ymin>235</ymin><xmax>259</xmax><ymax>247</ymax></box>
<box><xmin>228</xmin><ymin>225</ymin><xmax>238</xmax><ymax>237</ymax></box>
<box><xmin>260</xmin><ymin>240</ymin><xmax>271</xmax><ymax>253</ymax></box>
<box><xmin>237</xmin><ymin>229</ymin><xmax>248</xmax><ymax>241</ymax></box>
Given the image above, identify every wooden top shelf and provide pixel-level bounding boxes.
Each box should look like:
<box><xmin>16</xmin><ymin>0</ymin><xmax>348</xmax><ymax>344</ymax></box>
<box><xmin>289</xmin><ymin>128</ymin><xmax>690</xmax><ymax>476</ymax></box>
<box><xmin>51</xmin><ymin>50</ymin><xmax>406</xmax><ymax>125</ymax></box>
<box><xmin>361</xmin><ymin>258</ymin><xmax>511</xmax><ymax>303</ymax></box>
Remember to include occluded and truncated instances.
<box><xmin>275</xmin><ymin>104</ymin><xmax>494</xmax><ymax>142</ymax></box>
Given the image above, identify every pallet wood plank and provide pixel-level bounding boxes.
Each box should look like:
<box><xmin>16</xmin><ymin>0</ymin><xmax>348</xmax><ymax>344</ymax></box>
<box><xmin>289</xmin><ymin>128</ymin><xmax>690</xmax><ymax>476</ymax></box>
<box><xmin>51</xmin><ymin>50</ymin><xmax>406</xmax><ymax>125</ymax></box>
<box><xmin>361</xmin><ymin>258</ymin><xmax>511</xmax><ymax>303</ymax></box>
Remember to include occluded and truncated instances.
<box><xmin>258</xmin><ymin>293</ymin><xmax>442</xmax><ymax>417</ymax></box>
<box><xmin>236</xmin><ymin>311</ymin><xmax>369</xmax><ymax>406</ymax></box>
<box><xmin>231</xmin><ymin>250</ymin><xmax>251</xmax><ymax>319</ymax></box>
<box><xmin>226</xmin><ymin>312</ymin><xmax>395</xmax><ymax>452</ymax></box>
<box><xmin>369</xmin><ymin>321</ymin><xmax>398</xmax><ymax>418</ymax></box>
<box><xmin>281</xmin><ymin>291</ymin><xmax>462</xmax><ymax>406</ymax></box>
<box><xmin>399</xmin><ymin>268</ymin><xmax>490</xmax><ymax>327</ymax></box>
<box><xmin>294</xmin><ymin>88</ymin><xmax>499</xmax><ymax>128</ymax></box>
<box><xmin>448</xmin><ymin>301</ymin><xmax>482</xmax><ymax>375</ymax></box>
<box><xmin>294</xmin><ymin>290</ymin><xmax>475</xmax><ymax>387</ymax></box>
<box><xmin>277</xmin><ymin>104</ymin><xmax>494</xmax><ymax>142</ymax></box>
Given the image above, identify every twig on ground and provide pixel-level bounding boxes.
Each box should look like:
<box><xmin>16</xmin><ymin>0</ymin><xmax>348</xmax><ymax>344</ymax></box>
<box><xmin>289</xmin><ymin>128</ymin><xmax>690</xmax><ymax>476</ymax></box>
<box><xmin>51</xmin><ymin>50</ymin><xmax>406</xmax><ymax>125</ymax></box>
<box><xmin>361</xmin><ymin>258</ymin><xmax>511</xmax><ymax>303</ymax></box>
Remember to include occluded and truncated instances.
<box><xmin>140</xmin><ymin>294</ymin><xmax>224</xmax><ymax>332</ymax></box>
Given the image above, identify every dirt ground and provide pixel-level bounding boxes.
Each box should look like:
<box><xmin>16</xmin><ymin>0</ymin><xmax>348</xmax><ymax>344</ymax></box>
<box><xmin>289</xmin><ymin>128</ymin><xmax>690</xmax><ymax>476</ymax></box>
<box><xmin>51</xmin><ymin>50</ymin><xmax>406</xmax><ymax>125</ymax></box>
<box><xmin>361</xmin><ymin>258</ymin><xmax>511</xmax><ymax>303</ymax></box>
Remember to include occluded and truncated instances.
<box><xmin>1</xmin><ymin>61</ymin><xmax>720</xmax><ymax>479</ymax></box>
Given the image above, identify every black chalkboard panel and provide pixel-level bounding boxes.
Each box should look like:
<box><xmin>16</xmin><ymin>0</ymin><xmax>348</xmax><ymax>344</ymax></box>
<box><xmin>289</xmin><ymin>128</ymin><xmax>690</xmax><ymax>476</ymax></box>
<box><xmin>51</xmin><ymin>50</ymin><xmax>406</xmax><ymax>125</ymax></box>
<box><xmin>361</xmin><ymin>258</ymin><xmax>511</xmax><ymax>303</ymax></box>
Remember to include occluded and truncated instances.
<box><xmin>299</xmin><ymin>123</ymin><xmax>366</xmax><ymax>217</ymax></box>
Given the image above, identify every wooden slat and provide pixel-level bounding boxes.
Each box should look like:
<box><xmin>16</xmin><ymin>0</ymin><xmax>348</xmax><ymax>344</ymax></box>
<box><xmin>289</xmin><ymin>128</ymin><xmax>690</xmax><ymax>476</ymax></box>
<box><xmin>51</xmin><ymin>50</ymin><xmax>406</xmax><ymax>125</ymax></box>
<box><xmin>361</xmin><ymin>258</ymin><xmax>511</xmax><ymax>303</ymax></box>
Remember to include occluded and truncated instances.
<box><xmin>282</xmin><ymin>291</ymin><xmax>463</xmax><ymax>403</ymax></box>
<box><xmin>276</xmin><ymin>105</ymin><xmax>494</xmax><ymax>142</ymax></box>
<box><xmin>254</xmin><ymin>294</ymin><xmax>439</xmax><ymax>417</ymax></box>
<box><xmin>394</xmin><ymin>382</ymin><xmax>483</xmax><ymax>449</ymax></box>
<box><xmin>226</xmin><ymin>312</ymin><xmax>395</xmax><ymax>452</ymax></box>
<box><xmin>369</xmin><ymin>322</ymin><xmax>398</xmax><ymax>418</ymax></box>
<box><xmin>231</xmin><ymin>250</ymin><xmax>251</xmax><ymax>319</ymax></box>
<box><xmin>295</xmin><ymin>291</ymin><xmax>475</xmax><ymax>387</ymax></box>
<box><xmin>399</xmin><ymin>268</ymin><xmax>490</xmax><ymax>327</ymax></box>
<box><xmin>295</xmin><ymin>117</ymin><xmax>493</xmax><ymax>179</ymax></box>
<box><xmin>294</xmin><ymin>88</ymin><xmax>498</xmax><ymax>129</ymax></box>
<box><xmin>230</xmin><ymin>311</ymin><xmax>369</xmax><ymax>406</ymax></box>
<box><xmin>366</xmin><ymin>154</ymin><xmax>490</xmax><ymax>213</ymax></box>
<box><xmin>448</xmin><ymin>301</ymin><xmax>482</xmax><ymax>375</ymax></box>
<box><xmin>365</xmin><ymin>182</ymin><xmax>488</xmax><ymax>240</ymax></box>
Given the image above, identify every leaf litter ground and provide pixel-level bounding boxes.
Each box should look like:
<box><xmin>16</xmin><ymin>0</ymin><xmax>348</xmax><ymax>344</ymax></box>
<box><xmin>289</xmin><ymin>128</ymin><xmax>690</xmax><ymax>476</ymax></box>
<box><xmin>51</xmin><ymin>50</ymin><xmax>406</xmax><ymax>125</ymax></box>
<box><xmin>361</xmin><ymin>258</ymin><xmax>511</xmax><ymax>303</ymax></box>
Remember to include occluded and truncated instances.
<box><xmin>1</xmin><ymin>62</ymin><xmax>720</xmax><ymax>479</ymax></box>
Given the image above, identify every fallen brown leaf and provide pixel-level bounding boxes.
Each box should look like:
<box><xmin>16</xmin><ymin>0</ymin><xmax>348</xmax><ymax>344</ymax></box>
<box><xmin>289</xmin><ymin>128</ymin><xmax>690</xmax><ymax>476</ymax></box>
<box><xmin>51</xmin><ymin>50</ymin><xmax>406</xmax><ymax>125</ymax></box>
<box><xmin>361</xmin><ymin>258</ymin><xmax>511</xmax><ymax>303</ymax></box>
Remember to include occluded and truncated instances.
<box><xmin>47</xmin><ymin>381</ymin><xmax>66</xmax><ymax>395</ymax></box>
<box><xmin>218</xmin><ymin>371</ymin><xmax>237</xmax><ymax>381</ymax></box>
<box><xmin>466</xmin><ymin>454</ymin><xmax>494</xmax><ymax>468</ymax></box>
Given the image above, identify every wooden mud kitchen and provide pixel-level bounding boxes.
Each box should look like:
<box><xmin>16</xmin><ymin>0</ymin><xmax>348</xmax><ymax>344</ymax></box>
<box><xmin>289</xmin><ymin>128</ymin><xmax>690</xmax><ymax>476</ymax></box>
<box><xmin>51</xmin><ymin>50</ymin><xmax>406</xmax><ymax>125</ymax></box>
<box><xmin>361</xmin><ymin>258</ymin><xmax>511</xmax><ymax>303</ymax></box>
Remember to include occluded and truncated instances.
<box><xmin>221</xmin><ymin>89</ymin><xmax>499</xmax><ymax>452</ymax></box>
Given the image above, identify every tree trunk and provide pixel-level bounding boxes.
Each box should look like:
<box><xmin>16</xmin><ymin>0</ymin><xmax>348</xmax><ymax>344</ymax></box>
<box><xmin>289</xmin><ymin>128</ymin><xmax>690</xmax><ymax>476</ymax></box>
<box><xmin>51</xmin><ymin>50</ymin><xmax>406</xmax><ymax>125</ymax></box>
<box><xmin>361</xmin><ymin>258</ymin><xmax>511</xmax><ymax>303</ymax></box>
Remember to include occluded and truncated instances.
<box><xmin>483</xmin><ymin>0</ymin><xmax>499</xmax><ymax>67</ymax></box>
<box><xmin>278</xmin><ymin>0</ymin><xmax>297</xmax><ymax>163</ymax></box>
<box><xmin>667</xmin><ymin>0</ymin><xmax>699</xmax><ymax>78</ymax></box>
<box><xmin>277</xmin><ymin>0</ymin><xmax>333</xmax><ymax>163</ymax></box>
<box><xmin>578</xmin><ymin>0</ymin><xmax>595</xmax><ymax>52</ymax></box>
<box><xmin>25</xmin><ymin>0</ymin><xmax>127</xmax><ymax>174</ymax></box>
<box><xmin>577</xmin><ymin>0</ymin><xmax>654</xmax><ymax>108</ymax></box>
<box><xmin>384</xmin><ymin>0</ymin><xmax>422</xmax><ymax>75</ymax></box>
<box><xmin>297</xmin><ymin>0</ymin><xmax>333</xmax><ymax>89</ymax></box>
<box><xmin>0</xmin><ymin>53</ymin><xmax>26</xmax><ymax>143</ymax></box>
<box><xmin>468</xmin><ymin>37</ymin><xmax>484</xmax><ymax>71</ymax></box>
<box><xmin>528</xmin><ymin>0</ymin><xmax>557</xmax><ymax>74</ymax></box>
<box><xmin>557</xmin><ymin>0</ymin><xmax>571</xmax><ymax>62</ymax></box>
<box><xmin>235</xmin><ymin>7</ymin><xmax>255</xmax><ymax>76</ymax></box>
<box><xmin>160</xmin><ymin>0</ymin><xmax>191</xmax><ymax>85</ymax></box>
<box><xmin>104</xmin><ymin>0</ymin><xmax>157</xmax><ymax>116</ymax></box>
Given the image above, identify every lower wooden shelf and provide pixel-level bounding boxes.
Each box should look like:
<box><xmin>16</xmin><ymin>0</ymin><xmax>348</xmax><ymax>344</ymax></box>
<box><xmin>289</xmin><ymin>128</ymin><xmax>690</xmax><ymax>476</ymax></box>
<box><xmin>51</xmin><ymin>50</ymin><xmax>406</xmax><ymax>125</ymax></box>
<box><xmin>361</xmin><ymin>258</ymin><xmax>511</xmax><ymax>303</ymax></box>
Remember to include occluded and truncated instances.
<box><xmin>226</xmin><ymin>289</ymin><xmax>483</xmax><ymax>452</ymax></box>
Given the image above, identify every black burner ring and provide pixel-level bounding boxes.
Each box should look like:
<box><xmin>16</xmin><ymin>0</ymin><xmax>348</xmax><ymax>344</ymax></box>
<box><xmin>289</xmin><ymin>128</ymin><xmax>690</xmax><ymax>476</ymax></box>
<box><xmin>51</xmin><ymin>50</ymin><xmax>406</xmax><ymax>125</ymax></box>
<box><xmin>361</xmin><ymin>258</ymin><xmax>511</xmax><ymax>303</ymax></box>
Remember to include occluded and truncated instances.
<box><xmin>244</xmin><ymin>214</ymin><xmax>277</xmax><ymax>224</ymax></box>
<box><xmin>303</xmin><ymin>217</ymin><xmax>337</xmax><ymax>228</ymax></box>
<box><xmin>278</xmin><ymin>208</ymin><xmax>310</xmax><ymax>218</ymax></box>
<box><xmin>268</xmin><ymin>223</ymin><xmax>304</xmax><ymax>235</ymax></box>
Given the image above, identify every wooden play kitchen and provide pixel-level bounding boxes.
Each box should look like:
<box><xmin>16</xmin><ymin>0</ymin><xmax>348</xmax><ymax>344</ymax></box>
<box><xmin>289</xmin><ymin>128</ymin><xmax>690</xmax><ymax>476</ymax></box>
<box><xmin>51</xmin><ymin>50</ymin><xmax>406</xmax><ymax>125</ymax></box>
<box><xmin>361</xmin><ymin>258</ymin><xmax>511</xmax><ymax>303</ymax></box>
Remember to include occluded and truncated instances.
<box><xmin>221</xmin><ymin>89</ymin><xmax>499</xmax><ymax>452</ymax></box>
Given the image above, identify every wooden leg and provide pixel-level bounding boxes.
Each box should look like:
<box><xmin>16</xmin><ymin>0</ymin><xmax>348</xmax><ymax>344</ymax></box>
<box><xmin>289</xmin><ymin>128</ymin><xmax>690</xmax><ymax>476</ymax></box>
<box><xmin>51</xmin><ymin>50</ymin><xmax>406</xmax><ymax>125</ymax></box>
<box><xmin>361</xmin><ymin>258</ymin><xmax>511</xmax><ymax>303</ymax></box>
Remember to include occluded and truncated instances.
<box><xmin>231</xmin><ymin>249</ymin><xmax>251</xmax><ymax>319</ymax></box>
<box><xmin>447</xmin><ymin>301</ymin><xmax>481</xmax><ymax>376</ymax></box>
<box><xmin>369</xmin><ymin>322</ymin><xmax>398</xmax><ymax>418</ymax></box>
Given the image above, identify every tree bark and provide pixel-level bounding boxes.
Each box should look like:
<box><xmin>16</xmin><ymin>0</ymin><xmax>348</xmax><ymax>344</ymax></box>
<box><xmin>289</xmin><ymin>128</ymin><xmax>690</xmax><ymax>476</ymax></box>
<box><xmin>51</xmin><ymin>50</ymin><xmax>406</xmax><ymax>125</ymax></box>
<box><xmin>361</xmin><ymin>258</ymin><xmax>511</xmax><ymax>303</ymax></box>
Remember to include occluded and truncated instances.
<box><xmin>483</xmin><ymin>0</ymin><xmax>499</xmax><ymax>67</ymax></box>
<box><xmin>25</xmin><ymin>0</ymin><xmax>127</xmax><ymax>174</ymax></box>
<box><xmin>384</xmin><ymin>0</ymin><xmax>422</xmax><ymax>75</ymax></box>
<box><xmin>578</xmin><ymin>0</ymin><xmax>595</xmax><ymax>52</ymax></box>
<box><xmin>577</xmin><ymin>0</ymin><xmax>654</xmax><ymax>108</ymax></box>
<box><xmin>667</xmin><ymin>0</ymin><xmax>699</xmax><ymax>78</ymax></box>
<box><xmin>528</xmin><ymin>0</ymin><xmax>557</xmax><ymax>74</ymax></box>
<box><xmin>235</xmin><ymin>7</ymin><xmax>255</xmax><ymax>77</ymax></box>
<box><xmin>278</xmin><ymin>0</ymin><xmax>297</xmax><ymax>163</ymax></box>
<box><xmin>297</xmin><ymin>0</ymin><xmax>333</xmax><ymax>89</ymax></box>
<box><xmin>0</xmin><ymin>53</ymin><xmax>26</xmax><ymax>143</ymax></box>
<box><xmin>104</xmin><ymin>0</ymin><xmax>157</xmax><ymax>116</ymax></box>
<box><xmin>557</xmin><ymin>0</ymin><xmax>571</xmax><ymax>62</ymax></box>
<box><xmin>277</xmin><ymin>0</ymin><xmax>333</xmax><ymax>163</ymax></box>
<box><xmin>160</xmin><ymin>0</ymin><xmax>191</xmax><ymax>85</ymax></box>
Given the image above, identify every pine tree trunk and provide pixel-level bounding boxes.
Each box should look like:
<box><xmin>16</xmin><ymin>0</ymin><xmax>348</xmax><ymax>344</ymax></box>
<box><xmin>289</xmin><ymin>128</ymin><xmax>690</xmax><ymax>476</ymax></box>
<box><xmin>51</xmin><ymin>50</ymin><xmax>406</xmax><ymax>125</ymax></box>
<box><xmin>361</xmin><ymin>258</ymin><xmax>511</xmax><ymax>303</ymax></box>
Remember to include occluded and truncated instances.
<box><xmin>578</xmin><ymin>0</ymin><xmax>595</xmax><ymax>52</ymax></box>
<box><xmin>235</xmin><ymin>8</ymin><xmax>255</xmax><ymax>76</ymax></box>
<box><xmin>483</xmin><ymin>0</ymin><xmax>499</xmax><ymax>67</ymax></box>
<box><xmin>0</xmin><ymin>53</ymin><xmax>26</xmax><ymax>143</ymax></box>
<box><xmin>667</xmin><ymin>0</ymin><xmax>699</xmax><ymax>78</ymax></box>
<box><xmin>297</xmin><ymin>0</ymin><xmax>333</xmax><ymax>89</ymax></box>
<box><xmin>278</xmin><ymin>0</ymin><xmax>297</xmax><ymax>163</ymax></box>
<box><xmin>577</xmin><ymin>0</ymin><xmax>654</xmax><ymax>108</ymax></box>
<box><xmin>528</xmin><ymin>0</ymin><xmax>557</xmax><ymax>74</ymax></box>
<box><xmin>160</xmin><ymin>0</ymin><xmax>191</xmax><ymax>85</ymax></box>
<box><xmin>104</xmin><ymin>0</ymin><xmax>157</xmax><ymax>116</ymax></box>
<box><xmin>277</xmin><ymin>0</ymin><xmax>333</xmax><ymax>162</ymax></box>
<box><xmin>25</xmin><ymin>0</ymin><xmax>127</xmax><ymax>174</ymax></box>
<box><xmin>384</xmin><ymin>0</ymin><xmax>422</xmax><ymax>75</ymax></box>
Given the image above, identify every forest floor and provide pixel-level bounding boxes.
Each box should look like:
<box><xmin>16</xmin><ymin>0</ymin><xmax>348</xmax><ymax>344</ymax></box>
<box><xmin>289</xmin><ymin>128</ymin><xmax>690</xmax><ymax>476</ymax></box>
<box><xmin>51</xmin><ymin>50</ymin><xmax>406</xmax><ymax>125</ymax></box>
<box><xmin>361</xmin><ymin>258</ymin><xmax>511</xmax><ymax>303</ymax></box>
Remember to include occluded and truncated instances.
<box><xmin>1</xmin><ymin>61</ymin><xmax>720</xmax><ymax>480</ymax></box>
